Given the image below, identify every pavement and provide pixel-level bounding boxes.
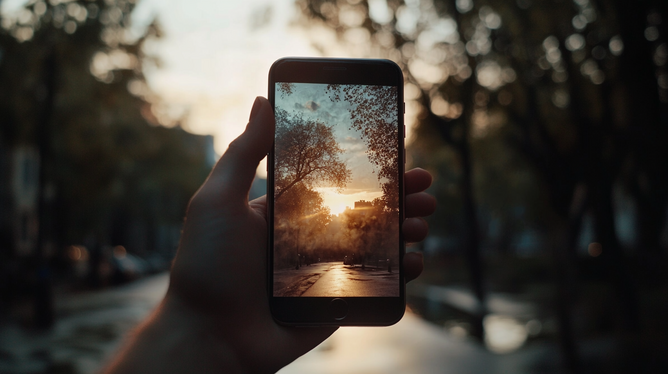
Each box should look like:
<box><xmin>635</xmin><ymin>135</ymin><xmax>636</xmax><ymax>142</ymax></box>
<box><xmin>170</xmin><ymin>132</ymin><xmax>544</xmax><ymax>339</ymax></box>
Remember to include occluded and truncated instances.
<box><xmin>0</xmin><ymin>272</ymin><xmax>561</xmax><ymax>374</ymax></box>
<box><xmin>274</xmin><ymin>262</ymin><xmax>400</xmax><ymax>297</ymax></box>
<box><xmin>0</xmin><ymin>274</ymin><xmax>169</xmax><ymax>374</ymax></box>
<box><xmin>280</xmin><ymin>312</ymin><xmax>560</xmax><ymax>374</ymax></box>
<box><xmin>273</xmin><ymin>263</ymin><xmax>334</xmax><ymax>296</ymax></box>
<box><xmin>301</xmin><ymin>263</ymin><xmax>399</xmax><ymax>297</ymax></box>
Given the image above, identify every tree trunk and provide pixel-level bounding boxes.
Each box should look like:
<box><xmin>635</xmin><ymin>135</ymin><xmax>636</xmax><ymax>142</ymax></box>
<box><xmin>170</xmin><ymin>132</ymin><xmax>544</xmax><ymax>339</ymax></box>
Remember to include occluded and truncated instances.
<box><xmin>615</xmin><ymin>0</ymin><xmax>667</xmax><ymax>264</ymax></box>
<box><xmin>554</xmin><ymin>184</ymin><xmax>587</xmax><ymax>374</ymax></box>
<box><xmin>590</xmin><ymin>175</ymin><xmax>640</xmax><ymax>332</ymax></box>
<box><xmin>34</xmin><ymin>47</ymin><xmax>57</xmax><ymax>330</ymax></box>
<box><xmin>460</xmin><ymin>130</ymin><xmax>486</xmax><ymax>341</ymax></box>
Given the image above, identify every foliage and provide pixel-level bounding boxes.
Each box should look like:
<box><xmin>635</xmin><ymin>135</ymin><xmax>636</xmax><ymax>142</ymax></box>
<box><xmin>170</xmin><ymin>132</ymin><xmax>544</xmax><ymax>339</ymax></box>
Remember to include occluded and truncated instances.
<box><xmin>274</xmin><ymin>107</ymin><xmax>352</xmax><ymax>200</ymax></box>
<box><xmin>273</xmin><ymin>104</ymin><xmax>352</xmax><ymax>267</ymax></box>
<box><xmin>327</xmin><ymin>84</ymin><xmax>400</xmax><ymax>211</ymax></box>
<box><xmin>341</xmin><ymin>198</ymin><xmax>399</xmax><ymax>262</ymax></box>
<box><xmin>274</xmin><ymin>181</ymin><xmax>332</xmax><ymax>266</ymax></box>
<box><xmin>275</xmin><ymin>181</ymin><xmax>331</xmax><ymax>225</ymax></box>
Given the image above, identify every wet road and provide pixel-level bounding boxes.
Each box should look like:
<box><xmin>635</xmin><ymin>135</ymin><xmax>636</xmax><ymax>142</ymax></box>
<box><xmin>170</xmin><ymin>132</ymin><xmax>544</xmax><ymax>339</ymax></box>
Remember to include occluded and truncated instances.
<box><xmin>302</xmin><ymin>264</ymin><xmax>399</xmax><ymax>297</ymax></box>
<box><xmin>273</xmin><ymin>262</ymin><xmax>335</xmax><ymax>297</ymax></box>
<box><xmin>0</xmin><ymin>271</ymin><xmax>561</xmax><ymax>374</ymax></box>
<box><xmin>0</xmin><ymin>273</ymin><xmax>169</xmax><ymax>374</ymax></box>
<box><xmin>279</xmin><ymin>311</ymin><xmax>550</xmax><ymax>374</ymax></box>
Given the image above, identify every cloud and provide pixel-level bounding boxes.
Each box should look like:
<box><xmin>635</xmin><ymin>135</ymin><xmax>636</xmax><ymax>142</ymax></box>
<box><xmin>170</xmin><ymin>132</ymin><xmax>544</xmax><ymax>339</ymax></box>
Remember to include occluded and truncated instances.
<box><xmin>293</xmin><ymin>100</ymin><xmax>320</xmax><ymax>112</ymax></box>
<box><xmin>305</xmin><ymin>100</ymin><xmax>320</xmax><ymax>111</ymax></box>
<box><xmin>339</xmin><ymin>188</ymin><xmax>379</xmax><ymax>196</ymax></box>
<box><xmin>340</xmin><ymin>135</ymin><xmax>366</xmax><ymax>152</ymax></box>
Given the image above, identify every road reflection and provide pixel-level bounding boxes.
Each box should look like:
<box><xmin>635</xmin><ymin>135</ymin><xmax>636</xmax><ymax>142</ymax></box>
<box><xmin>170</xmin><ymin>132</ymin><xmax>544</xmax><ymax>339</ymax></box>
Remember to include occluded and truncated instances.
<box><xmin>278</xmin><ymin>311</ymin><xmax>557</xmax><ymax>374</ymax></box>
<box><xmin>483</xmin><ymin>314</ymin><xmax>528</xmax><ymax>353</ymax></box>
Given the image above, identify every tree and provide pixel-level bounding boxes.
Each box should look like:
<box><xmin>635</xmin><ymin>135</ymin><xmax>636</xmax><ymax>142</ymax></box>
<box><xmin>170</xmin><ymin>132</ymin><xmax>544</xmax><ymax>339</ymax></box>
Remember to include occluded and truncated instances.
<box><xmin>327</xmin><ymin>84</ymin><xmax>400</xmax><ymax>211</ymax></box>
<box><xmin>0</xmin><ymin>0</ymin><xmax>215</xmax><ymax>328</ymax></box>
<box><xmin>277</xmin><ymin>82</ymin><xmax>295</xmax><ymax>97</ymax></box>
<box><xmin>275</xmin><ymin>182</ymin><xmax>330</xmax><ymax>223</ymax></box>
<box><xmin>274</xmin><ymin>181</ymin><xmax>332</xmax><ymax>268</ymax></box>
<box><xmin>0</xmin><ymin>0</ymin><xmax>209</xmax><ymax>271</ymax></box>
<box><xmin>342</xmin><ymin>197</ymin><xmax>399</xmax><ymax>266</ymax></box>
<box><xmin>274</xmin><ymin>107</ymin><xmax>352</xmax><ymax>200</ymax></box>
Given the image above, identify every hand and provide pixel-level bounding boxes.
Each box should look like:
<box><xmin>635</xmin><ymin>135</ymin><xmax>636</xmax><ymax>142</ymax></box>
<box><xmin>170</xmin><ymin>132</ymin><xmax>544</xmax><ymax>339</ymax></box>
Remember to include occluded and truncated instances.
<box><xmin>105</xmin><ymin>97</ymin><xmax>436</xmax><ymax>374</ymax></box>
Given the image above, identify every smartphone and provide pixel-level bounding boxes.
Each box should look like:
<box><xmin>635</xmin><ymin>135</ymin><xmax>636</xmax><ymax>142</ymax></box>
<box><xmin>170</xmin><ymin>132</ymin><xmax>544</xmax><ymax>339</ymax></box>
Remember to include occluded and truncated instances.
<box><xmin>267</xmin><ymin>58</ymin><xmax>405</xmax><ymax>326</ymax></box>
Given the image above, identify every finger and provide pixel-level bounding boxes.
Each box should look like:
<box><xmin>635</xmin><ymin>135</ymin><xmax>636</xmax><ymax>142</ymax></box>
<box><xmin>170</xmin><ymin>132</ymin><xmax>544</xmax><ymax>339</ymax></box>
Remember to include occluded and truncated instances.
<box><xmin>206</xmin><ymin>97</ymin><xmax>275</xmax><ymax>202</ymax></box>
<box><xmin>249</xmin><ymin>195</ymin><xmax>267</xmax><ymax>218</ymax></box>
<box><xmin>405</xmin><ymin>192</ymin><xmax>437</xmax><ymax>218</ymax></box>
<box><xmin>404</xmin><ymin>252</ymin><xmax>423</xmax><ymax>283</ymax></box>
<box><xmin>403</xmin><ymin>217</ymin><xmax>429</xmax><ymax>243</ymax></box>
<box><xmin>249</xmin><ymin>194</ymin><xmax>267</xmax><ymax>207</ymax></box>
<box><xmin>405</xmin><ymin>168</ymin><xmax>432</xmax><ymax>195</ymax></box>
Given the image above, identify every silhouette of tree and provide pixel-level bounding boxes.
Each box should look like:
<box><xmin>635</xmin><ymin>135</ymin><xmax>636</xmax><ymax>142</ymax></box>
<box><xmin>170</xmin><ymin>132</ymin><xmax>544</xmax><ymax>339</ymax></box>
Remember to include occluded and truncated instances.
<box><xmin>274</xmin><ymin>107</ymin><xmax>352</xmax><ymax>200</ymax></box>
<box><xmin>276</xmin><ymin>182</ymin><xmax>330</xmax><ymax>223</ymax></box>
<box><xmin>277</xmin><ymin>82</ymin><xmax>294</xmax><ymax>98</ymax></box>
<box><xmin>327</xmin><ymin>84</ymin><xmax>400</xmax><ymax>211</ymax></box>
<box><xmin>341</xmin><ymin>196</ymin><xmax>399</xmax><ymax>266</ymax></box>
<box><xmin>274</xmin><ymin>181</ymin><xmax>331</xmax><ymax>268</ymax></box>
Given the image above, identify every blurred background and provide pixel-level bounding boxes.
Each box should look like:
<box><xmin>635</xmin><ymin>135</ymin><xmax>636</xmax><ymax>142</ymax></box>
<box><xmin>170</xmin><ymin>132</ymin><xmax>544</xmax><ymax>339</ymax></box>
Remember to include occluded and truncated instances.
<box><xmin>0</xmin><ymin>0</ymin><xmax>666</xmax><ymax>373</ymax></box>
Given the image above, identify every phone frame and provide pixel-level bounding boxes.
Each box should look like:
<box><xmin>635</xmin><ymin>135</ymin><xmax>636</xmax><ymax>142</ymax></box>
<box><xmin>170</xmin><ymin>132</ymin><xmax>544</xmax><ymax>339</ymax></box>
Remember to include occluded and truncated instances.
<box><xmin>267</xmin><ymin>57</ymin><xmax>406</xmax><ymax>326</ymax></box>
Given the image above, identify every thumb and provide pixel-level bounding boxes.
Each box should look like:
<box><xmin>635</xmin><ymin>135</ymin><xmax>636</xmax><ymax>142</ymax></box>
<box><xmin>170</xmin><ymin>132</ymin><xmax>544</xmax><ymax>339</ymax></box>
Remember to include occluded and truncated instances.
<box><xmin>205</xmin><ymin>97</ymin><xmax>274</xmax><ymax>204</ymax></box>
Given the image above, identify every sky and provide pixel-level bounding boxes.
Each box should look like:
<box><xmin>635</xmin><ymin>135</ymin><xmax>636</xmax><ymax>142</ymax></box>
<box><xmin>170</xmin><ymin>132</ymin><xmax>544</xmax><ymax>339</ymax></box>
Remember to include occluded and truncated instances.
<box><xmin>275</xmin><ymin>83</ymin><xmax>386</xmax><ymax>215</ymax></box>
<box><xmin>129</xmin><ymin>0</ymin><xmax>325</xmax><ymax>177</ymax></box>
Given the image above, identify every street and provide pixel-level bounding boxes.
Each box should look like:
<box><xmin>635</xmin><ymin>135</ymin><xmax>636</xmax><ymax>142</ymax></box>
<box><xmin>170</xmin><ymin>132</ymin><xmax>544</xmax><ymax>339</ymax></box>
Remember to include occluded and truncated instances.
<box><xmin>302</xmin><ymin>263</ymin><xmax>399</xmax><ymax>297</ymax></box>
<box><xmin>0</xmin><ymin>273</ymin><xmax>169</xmax><ymax>374</ymax></box>
<box><xmin>273</xmin><ymin>262</ymin><xmax>334</xmax><ymax>297</ymax></box>
<box><xmin>274</xmin><ymin>262</ymin><xmax>399</xmax><ymax>297</ymax></box>
<box><xmin>0</xmin><ymin>272</ymin><xmax>562</xmax><ymax>374</ymax></box>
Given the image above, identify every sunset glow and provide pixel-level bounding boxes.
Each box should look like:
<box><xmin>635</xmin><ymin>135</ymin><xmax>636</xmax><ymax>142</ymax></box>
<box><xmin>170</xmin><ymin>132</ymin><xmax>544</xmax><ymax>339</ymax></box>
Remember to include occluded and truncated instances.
<box><xmin>316</xmin><ymin>187</ymin><xmax>383</xmax><ymax>216</ymax></box>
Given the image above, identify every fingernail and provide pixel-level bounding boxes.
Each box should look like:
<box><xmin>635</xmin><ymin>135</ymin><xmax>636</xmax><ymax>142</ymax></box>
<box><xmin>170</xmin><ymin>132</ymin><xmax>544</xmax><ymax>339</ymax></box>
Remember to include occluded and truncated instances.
<box><xmin>249</xmin><ymin>97</ymin><xmax>262</xmax><ymax>121</ymax></box>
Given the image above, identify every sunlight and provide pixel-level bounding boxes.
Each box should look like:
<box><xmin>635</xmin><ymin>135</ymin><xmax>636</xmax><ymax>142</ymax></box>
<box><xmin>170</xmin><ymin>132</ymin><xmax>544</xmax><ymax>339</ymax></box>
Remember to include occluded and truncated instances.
<box><xmin>330</xmin><ymin>203</ymin><xmax>348</xmax><ymax>216</ymax></box>
<box><xmin>316</xmin><ymin>187</ymin><xmax>383</xmax><ymax>217</ymax></box>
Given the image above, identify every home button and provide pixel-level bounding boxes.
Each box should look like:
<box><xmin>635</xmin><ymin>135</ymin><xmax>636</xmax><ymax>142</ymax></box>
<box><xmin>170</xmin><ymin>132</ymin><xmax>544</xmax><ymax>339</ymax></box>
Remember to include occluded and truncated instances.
<box><xmin>329</xmin><ymin>298</ymin><xmax>348</xmax><ymax>321</ymax></box>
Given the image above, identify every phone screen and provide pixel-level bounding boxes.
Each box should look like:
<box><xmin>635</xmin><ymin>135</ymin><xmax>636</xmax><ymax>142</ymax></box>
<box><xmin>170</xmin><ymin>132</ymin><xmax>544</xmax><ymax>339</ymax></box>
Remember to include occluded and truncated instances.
<box><xmin>272</xmin><ymin>82</ymin><xmax>401</xmax><ymax>298</ymax></box>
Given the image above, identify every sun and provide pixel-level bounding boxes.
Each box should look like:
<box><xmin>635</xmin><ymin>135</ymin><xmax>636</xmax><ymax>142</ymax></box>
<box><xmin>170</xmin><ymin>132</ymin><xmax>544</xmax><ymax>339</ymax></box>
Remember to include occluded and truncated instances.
<box><xmin>329</xmin><ymin>203</ymin><xmax>348</xmax><ymax>216</ymax></box>
<box><xmin>316</xmin><ymin>187</ymin><xmax>384</xmax><ymax>217</ymax></box>
<box><xmin>317</xmin><ymin>188</ymin><xmax>352</xmax><ymax>216</ymax></box>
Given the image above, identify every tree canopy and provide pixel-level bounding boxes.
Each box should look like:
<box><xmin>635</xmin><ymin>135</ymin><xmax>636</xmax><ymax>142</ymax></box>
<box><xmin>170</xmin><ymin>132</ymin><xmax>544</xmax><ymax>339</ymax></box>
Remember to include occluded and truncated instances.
<box><xmin>327</xmin><ymin>84</ymin><xmax>400</xmax><ymax>211</ymax></box>
<box><xmin>274</xmin><ymin>107</ymin><xmax>352</xmax><ymax>200</ymax></box>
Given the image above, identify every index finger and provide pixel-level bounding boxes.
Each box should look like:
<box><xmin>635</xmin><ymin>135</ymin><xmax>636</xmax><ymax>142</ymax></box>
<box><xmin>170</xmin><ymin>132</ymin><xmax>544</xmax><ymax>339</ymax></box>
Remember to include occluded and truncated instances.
<box><xmin>405</xmin><ymin>168</ymin><xmax>432</xmax><ymax>194</ymax></box>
